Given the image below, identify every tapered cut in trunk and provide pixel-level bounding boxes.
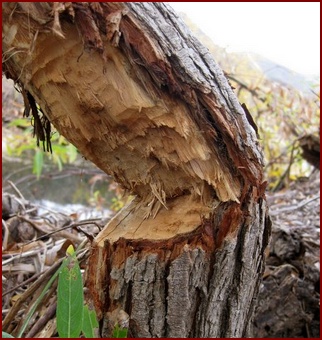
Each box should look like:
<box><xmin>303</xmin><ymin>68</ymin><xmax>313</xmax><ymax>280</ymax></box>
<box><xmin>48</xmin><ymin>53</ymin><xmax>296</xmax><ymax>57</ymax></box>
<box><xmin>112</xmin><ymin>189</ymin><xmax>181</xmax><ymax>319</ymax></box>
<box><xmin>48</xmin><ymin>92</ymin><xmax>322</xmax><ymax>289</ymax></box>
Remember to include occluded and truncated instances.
<box><xmin>2</xmin><ymin>2</ymin><xmax>271</xmax><ymax>337</ymax></box>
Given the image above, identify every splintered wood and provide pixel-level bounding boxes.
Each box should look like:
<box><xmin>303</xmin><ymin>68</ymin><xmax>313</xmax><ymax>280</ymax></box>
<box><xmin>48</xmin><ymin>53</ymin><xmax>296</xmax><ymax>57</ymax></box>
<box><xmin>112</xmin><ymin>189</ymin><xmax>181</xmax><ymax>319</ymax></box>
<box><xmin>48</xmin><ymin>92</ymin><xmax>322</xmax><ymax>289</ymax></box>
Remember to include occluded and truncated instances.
<box><xmin>2</xmin><ymin>2</ymin><xmax>265</xmax><ymax>216</ymax></box>
<box><xmin>95</xmin><ymin>194</ymin><xmax>213</xmax><ymax>244</ymax></box>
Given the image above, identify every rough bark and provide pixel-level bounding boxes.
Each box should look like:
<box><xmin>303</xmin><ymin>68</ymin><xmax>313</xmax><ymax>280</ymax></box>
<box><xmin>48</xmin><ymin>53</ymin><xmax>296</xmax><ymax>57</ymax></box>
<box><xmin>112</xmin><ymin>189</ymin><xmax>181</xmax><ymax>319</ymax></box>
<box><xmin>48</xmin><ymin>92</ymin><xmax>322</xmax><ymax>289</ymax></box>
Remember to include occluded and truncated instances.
<box><xmin>87</xmin><ymin>196</ymin><xmax>270</xmax><ymax>337</ymax></box>
<box><xmin>2</xmin><ymin>2</ymin><xmax>271</xmax><ymax>337</ymax></box>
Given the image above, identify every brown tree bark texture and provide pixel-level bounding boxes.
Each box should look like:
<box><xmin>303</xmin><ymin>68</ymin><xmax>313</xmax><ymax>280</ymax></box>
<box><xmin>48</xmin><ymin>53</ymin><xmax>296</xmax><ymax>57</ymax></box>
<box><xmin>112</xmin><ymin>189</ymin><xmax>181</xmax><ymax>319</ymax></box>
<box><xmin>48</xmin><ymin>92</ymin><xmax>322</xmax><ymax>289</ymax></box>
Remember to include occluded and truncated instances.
<box><xmin>2</xmin><ymin>2</ymin><xmax>271</xmax><ymax>337</ymax></box>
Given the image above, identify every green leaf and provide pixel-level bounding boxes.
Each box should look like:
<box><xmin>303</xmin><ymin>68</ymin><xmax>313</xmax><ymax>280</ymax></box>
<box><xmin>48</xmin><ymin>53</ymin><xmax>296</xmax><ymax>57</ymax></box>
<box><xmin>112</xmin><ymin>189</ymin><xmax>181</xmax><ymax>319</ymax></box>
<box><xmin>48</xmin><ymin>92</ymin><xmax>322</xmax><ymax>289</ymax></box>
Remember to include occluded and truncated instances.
<box><xmin>82</xmin><ymin>305</ymin><xmax>99</xmax><ymax>338</ymax></box>
<box><xmin>66</xmin><ymin>244</ymin><xmax>75</xmax><ymax>256</ymax></box>
<box><xmin>33</xmin><ymin>149</ymin><xmax>43</xmax><ymax>179</ymax></box>
<box><xmin>2</xmin><ymin>332</ymin><xmax>15</xmax><ymax>338</ymax></box>
<box><xmin>56</xmin><ymin>251</ymin><xmax>84</xmax><ymax>338</ymax></box>
<box><xmin>112</xmin><ymin>324</ymin><xmax>128</xmax><ymax>338</ymax></box>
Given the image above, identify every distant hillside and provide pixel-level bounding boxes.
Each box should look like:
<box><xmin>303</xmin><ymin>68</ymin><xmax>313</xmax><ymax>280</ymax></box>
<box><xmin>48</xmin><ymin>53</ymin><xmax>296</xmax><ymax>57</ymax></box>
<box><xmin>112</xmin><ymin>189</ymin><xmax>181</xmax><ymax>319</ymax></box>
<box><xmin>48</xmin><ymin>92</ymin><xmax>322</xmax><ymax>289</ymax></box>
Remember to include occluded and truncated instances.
<box><xmin>178</xmin><ymin>12</ymin><xmax>320</xmax><ymax>96</ymax></box>
<box><xmin>247</xmin><ymin>53</ymin><xmax>319</xmax><ymax>95</ymax></box>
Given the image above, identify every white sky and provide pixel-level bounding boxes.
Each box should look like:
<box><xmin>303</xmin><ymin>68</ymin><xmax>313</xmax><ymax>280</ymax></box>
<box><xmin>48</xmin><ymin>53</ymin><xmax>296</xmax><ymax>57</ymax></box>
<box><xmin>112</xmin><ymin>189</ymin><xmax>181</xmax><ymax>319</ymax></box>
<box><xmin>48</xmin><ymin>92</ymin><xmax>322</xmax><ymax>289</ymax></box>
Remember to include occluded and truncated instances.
<box><xmin>169</xmin><ymin>2</ymin><xmax>320</xmax><ymax>76</ymax></box>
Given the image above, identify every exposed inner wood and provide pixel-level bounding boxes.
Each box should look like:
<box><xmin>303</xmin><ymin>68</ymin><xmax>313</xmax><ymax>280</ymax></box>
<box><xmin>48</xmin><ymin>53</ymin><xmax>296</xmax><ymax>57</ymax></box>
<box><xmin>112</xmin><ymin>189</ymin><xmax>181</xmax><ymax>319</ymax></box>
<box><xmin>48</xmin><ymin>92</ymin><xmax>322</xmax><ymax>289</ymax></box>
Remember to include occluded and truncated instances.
<box><xmin>14</xmin><ymin>25</ymin><xmax>240</xmax><ymax>203</ymax></box>
<box><xmin>2</xmin><ymin>3</ymin><xmax>265</xmax><ymax>217</ymax></box>
<box><xmin>95</xmin><ymin>194</ymin><xmax>213</xmax><ymax>244</ymax></box>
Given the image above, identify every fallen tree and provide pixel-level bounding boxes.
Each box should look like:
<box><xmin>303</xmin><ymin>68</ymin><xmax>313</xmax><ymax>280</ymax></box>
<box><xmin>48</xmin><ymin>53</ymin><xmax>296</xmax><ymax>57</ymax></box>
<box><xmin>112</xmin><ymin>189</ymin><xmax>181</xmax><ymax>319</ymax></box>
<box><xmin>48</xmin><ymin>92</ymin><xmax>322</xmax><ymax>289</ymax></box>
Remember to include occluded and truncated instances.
<box><xmin>2</xmin><ymin>2</ymin><xmax>271</xmax><ymax>337</ymax></box>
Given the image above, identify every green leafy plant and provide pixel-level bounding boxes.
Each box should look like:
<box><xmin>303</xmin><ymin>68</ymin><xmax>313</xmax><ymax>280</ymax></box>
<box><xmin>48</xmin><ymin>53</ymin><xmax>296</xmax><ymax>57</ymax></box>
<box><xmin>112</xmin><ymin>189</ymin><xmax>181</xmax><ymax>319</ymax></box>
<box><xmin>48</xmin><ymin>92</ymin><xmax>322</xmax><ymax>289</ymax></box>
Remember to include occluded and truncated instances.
<box><xmin>6</xmin><ymin>244</ymin><xmax>100</xmax><ymax>338</ymax></box>
<box><xmin>5</xmin><ymin>118</ymin><xmax>78</xmax><ymax>178</ymax></box>
<box><xmin>82</xmin><ymin>305</ymin><xmax>99</xmax><ymax>338</ymax></box>
<box><xmin>56</xmin><ymin>245</ymin><xmax>128</xmax><ymax>338</ymax></box>
<box><xmin>2</xmin><ymin>241</ymin><xmax>129</xmax><ymax>339</ymax></box>
<box><xmin>56</xmin><ymin>244</ymin><xmax>129</xmax><ymax>338</ymax></box>
<box><xmin>56</xmin><ymin>244</ymin><xmax>102</xmax><ymax>338</ymax></box>
<box><xmin>56</xmin><ymin>245</ymin><xmax>85</xmax><ymax>338</ymax></box>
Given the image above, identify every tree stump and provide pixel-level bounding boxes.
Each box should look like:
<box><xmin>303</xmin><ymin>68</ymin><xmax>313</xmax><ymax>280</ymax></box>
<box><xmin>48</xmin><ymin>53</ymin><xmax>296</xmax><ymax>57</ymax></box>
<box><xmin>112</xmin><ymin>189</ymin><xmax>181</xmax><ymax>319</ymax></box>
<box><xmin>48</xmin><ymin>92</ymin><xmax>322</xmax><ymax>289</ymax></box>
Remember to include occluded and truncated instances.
<box><xmin>87</xmin><ymin>194</ymin><xmax>270</xmax><ymax>337</ymax></box>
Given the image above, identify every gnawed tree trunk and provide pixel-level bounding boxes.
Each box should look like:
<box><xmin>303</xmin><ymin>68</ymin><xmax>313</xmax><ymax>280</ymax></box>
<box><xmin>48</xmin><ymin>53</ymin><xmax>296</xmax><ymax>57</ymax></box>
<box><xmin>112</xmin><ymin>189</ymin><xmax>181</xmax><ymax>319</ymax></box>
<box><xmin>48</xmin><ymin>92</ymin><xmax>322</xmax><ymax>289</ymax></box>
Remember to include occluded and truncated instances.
<box><xmin>2</xmin><ymin>2</ymin><xmax>271</xmax><ymax>337</ymax></box>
